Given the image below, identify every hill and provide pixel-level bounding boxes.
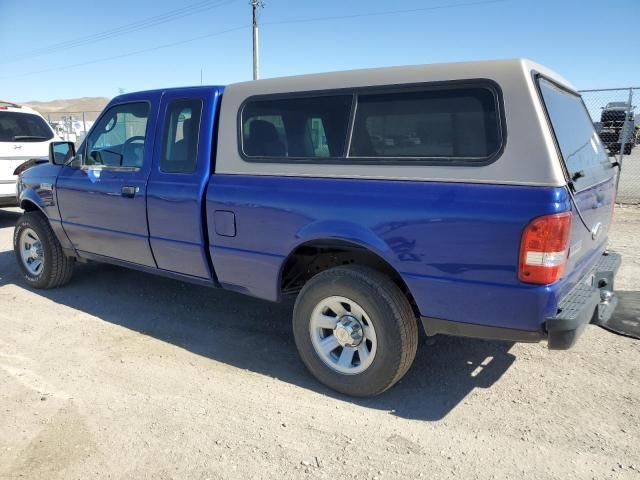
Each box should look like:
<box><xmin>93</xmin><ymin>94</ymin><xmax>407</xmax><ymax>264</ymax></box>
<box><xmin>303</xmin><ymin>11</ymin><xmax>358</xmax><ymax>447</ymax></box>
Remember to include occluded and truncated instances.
<box><xmin>23</xmin><ymin>96</ymin><xmax>110</xmax><ymax>115</ymax></box>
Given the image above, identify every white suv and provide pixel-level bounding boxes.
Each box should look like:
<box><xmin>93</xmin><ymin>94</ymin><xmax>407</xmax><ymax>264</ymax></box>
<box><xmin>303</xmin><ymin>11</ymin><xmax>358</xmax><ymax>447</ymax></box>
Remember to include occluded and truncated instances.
<box><xmin>0</xmin><ymin>101</ymin><xmax>59</xmax><ymax>207</ymax></box>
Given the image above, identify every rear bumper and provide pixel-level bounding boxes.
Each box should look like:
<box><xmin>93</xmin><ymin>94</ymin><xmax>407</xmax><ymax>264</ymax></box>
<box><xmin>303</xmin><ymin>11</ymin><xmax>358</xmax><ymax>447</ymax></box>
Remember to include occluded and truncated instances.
<box><xmin>545</xmin><ymin>251</ymin><xmax>621</xmax><ymax>350</ymax></box>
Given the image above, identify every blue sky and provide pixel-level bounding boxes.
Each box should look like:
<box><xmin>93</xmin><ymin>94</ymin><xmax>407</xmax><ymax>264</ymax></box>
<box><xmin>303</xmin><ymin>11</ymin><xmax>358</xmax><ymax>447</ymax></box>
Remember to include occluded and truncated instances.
<box><xmin>0</xmin><ymin>0</ymin><xmax>638</xmax><ymax>102</ymax></box>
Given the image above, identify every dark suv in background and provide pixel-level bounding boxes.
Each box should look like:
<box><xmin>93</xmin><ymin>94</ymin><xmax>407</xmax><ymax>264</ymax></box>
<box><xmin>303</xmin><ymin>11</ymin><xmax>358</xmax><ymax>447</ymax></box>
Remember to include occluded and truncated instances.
<box><xmin>596</xmin><ymin>101</ymin><xmax>636</xmax><ymax>155</ymax></box>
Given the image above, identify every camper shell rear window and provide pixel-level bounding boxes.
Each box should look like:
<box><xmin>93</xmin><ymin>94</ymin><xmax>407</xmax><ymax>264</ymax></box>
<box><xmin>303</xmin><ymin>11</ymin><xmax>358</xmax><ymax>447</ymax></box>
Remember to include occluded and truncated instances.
<box><xmin>536</xmin><ymin>76</ymin><xmax>613</xmax><ymax>191</ymax></box>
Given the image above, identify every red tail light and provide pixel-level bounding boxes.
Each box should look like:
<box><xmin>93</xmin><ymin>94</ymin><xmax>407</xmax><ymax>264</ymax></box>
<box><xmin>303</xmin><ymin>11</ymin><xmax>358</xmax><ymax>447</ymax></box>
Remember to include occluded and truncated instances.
<box><xmin>518</xmin><ymin>212</ymin><xmax>572</xmax><ymax>285</ymax></box>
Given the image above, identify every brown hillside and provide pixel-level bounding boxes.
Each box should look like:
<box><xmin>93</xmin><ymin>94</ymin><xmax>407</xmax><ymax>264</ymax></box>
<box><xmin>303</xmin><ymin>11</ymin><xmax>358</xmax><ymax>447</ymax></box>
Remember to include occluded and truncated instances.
<box><xmin>23</xmin><ymin>96</ymin><xmax>110</xmax><ymax>114</ymax></box>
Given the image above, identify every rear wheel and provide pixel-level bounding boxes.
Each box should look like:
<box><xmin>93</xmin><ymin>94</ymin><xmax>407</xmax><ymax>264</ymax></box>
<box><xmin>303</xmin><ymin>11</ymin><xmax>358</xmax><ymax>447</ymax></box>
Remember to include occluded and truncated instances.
<box><xmin>13</xmin><ymin>211</ymin><xmax>74</xmax><ymax>289</ymax></box>
<box><xmin>293</xmin><ymin>265</ymin><xmax>418</xmax><ymax>397</ymax></box>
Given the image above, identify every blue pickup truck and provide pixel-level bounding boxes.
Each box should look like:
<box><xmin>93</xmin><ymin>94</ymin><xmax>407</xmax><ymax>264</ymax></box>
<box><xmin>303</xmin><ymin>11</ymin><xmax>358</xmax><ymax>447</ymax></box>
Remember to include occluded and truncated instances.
<box><xmin>13</xmin><ymin>59</ymin><xmax>620</xmax><ymax>396</ymax></box>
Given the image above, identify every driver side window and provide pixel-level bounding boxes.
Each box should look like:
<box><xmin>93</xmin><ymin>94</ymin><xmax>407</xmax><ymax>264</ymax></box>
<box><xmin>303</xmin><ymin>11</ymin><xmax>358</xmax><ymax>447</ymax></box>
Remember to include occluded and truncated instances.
<box><xmin>85</xmin><ymin>102</ymin><xmax>150</xmax><ymax>168</ymax></box>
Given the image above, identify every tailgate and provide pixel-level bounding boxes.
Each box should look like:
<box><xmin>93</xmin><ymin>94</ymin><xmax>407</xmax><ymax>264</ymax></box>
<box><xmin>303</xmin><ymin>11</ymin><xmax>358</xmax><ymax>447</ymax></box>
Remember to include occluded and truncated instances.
<box><xmin>537</xmin><ymin>77</ymin><xmax>618</xmax><ymax>280</ymax></box>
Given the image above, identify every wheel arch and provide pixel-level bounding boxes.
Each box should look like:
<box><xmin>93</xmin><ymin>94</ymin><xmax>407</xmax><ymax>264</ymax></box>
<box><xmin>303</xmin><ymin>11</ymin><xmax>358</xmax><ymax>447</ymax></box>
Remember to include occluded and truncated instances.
<box><xmin>19</xmin><ymin>188</ymin><xmax>47</xmax><ymax>215</ymax></box>
<box><xmin>20</xmin><ymin>198</ymin><xmax>43</xmax><ymax>213</ymax></box>
<box><xmin>279</xmin><ymin>236</ymin><xmax>420</xmax><ymax>318</ymax></box>
<box><xmin>18</xmin><ymin>189</ymin><xmax>75</xmax><ymax>253</ymax></box>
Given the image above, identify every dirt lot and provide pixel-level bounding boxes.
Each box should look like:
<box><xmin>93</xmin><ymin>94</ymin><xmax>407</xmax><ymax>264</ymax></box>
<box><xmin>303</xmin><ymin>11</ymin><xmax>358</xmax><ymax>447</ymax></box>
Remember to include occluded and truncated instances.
<box><xmin>0</xmin><ymin>206</ymin><xmax>639</xmax><ymax>480</ymax></box>
<box><xmin>616</xmin><ymin>148</ymin><xmax>640</xmax><ymax>204</ymax></box>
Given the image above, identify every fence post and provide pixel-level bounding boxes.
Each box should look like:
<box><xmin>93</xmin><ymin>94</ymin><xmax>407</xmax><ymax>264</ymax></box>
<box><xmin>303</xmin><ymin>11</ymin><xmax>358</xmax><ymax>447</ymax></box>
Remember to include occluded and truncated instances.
<box><xmin>618</xmin><ymin>88</ymin><xmax>634</xmax><ymax>167</ymax></box>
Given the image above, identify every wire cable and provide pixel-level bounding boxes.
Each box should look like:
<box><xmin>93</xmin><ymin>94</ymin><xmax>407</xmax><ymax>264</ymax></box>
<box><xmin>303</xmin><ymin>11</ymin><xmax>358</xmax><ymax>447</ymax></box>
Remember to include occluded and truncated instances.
<box><xmin>0</xmin><ymin>0</ymin><xmax>238</xmax><ymax>64</ymax></box>
<box><xmin>0</xmin><ymin>25</ymin><xmax>250</xmax><ymax>80</ymax></box>
<box><xmin>264</xmin><ymin>0</ymin><xmax>509</xmax><ymax>27</ymax></box>
<box><xmin>1</xmin><ymin>0</ymin><xmax>510</xmax><ymax>80</ymax></box>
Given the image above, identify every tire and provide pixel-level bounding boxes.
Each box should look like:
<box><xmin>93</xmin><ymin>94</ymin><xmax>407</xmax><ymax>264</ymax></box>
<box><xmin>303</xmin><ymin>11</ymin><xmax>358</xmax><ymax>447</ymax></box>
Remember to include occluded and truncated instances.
<box><xmin>292</xmin><ymin>265</ymin><xmax>418</xmax><ymax>397</ymax></box>
<box><xmin>623</xmin><ymin>143</ymin><xmax>633</xmax><ymax>155</ymax></box>
<box><xmin>13</xmin><ymin>211</ymin><xmax>74</xmax><ymax>289</ymax></box>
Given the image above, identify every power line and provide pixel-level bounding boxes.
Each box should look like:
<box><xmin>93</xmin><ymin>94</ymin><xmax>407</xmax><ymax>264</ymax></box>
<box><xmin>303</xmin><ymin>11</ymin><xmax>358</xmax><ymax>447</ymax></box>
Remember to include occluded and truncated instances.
<box><xmin>263</xmin><ymin>0</ymin><xmax>509</xmax><ymax>27</ymax></box>
<box><xmin>0</xmin><ymin>0</ymin><xmax>238</xmax><ymax>64</ymax></box>
<box><xmin>2</xmin><ymin>0</ymin><xmax>234</xmax><ymax>62</ymax></box>
<box><xmin>1</xmin><ymin>0</ymin><xmax>510</xmax><ymax>80</ymax></box>
<box><xmin>0</xmin><ymin>26</ymin><xmax>250</xmax><ymax>80</ymax></box>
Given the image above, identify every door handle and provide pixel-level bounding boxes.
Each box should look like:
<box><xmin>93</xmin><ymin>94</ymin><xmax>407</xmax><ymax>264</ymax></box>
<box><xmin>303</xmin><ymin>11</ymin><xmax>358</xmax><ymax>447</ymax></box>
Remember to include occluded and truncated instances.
<box><xmin>121</xmin><ymin>185</ymin><xmax>138</xmax><ymax>198</ymax></box>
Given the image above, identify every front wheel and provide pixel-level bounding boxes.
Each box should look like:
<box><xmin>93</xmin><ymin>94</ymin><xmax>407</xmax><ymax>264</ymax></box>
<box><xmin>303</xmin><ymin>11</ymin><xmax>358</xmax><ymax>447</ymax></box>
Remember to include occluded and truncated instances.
<box><xmin>13</xmin><ymin>211</ymin><xmax>74</xmax><ymax>289</ymax></box>
<box><xmin>293</xmin><ymin>266</ymin><xmax>418</xmax><ymax>397</ymax></box>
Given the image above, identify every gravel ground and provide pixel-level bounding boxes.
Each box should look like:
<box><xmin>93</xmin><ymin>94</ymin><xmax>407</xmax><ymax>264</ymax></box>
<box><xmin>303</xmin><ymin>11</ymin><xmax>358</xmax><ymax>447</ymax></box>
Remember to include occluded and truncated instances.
<box><xmin>0</xmin><ymin>205</ymin><xmax>639</xmax><ymax>480</ymax></box>
<box><xmin>616</xmin><ymin>148</ymin><xmax>640</xmax><ymax>204</ymax></box>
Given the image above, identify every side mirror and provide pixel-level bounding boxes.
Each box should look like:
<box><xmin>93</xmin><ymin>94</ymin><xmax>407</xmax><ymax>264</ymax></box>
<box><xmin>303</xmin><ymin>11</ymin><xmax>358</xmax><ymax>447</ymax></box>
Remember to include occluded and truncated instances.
<box><xmin>49</xmin><ymin>141</ymin><xmax>76</xmax><ymax>166</ymax></box>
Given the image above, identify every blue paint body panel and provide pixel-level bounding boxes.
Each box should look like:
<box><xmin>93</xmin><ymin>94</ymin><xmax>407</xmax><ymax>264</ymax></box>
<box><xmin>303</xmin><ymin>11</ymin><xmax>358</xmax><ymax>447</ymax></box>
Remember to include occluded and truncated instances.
<box><xmin>147</xmin><ymin>87</ymin><xmax>222</xmax><ymax>280</ymax></box>
<box><xmin>56</xmin><ymin>90</ymin><xmax>163</xmax><ymax>267</ymax></box>
<box><xmin>206</xmin><ymin>175</ymin><xmax>575</xmax><ymax>332</ymax></box>
<box><xmin>17</xmin><ymin>162</ymin><xmax>74</xmax><ymax>251</ymax></box>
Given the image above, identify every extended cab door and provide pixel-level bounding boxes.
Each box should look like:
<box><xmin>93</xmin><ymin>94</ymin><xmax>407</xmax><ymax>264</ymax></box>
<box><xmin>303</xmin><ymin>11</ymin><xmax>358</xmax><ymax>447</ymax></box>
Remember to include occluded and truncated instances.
<box><xmin>146</xmin><ymin>87</ymin><xmax>221</xmax><ymax>280</ymax></box>
<box><xmin>56</xmin><ymin>93</ymin><xmax>160</xmax><ymax>266</ymax></box>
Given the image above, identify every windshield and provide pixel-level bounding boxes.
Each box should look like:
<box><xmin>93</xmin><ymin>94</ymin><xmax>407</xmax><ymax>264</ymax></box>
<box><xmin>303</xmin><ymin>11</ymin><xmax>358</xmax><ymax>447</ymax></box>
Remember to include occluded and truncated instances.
<box><xmin>0</xmin><ymin>111</ymin><xmax>54</xmax><ymax>142</ymax></box>
<box><xmin>538</xmin><ymin>77</ymin><xmax>612</xmax><ymax>191</ymax></box>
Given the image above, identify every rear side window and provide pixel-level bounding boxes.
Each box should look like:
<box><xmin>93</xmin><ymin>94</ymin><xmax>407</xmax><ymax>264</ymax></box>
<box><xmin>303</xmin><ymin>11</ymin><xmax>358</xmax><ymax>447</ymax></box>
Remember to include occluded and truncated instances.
<box><xmin>538</xmin><ymin>78</ymin><xmax>612</xmax><ymax>190</ymax></box>
<box><xmin>349</xmin><ymin>88</ymin><xmax>501</xmax><ymax>160</ymax></box>
<box><xmin>0</xmin><ymin>111</ymin><xmax>54</xmax><ymax>142</ymax></box>
<box><xmin>241</xmin><ymin>95</ymin><xmax>352</xmax><ymax>158</ymax></box>
<box><xmin>161</xmin><ymin>99</ymin><xmax>202</xmax><ymax>173</ymax></box>
<box><xmin>239</xmin><ymin>83</ymin><xmax>503</xmax><ymax>165</ymax></box>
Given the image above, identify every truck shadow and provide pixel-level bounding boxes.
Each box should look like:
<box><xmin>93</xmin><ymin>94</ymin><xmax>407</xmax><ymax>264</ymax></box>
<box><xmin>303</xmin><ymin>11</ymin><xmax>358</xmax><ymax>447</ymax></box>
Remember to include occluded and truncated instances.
<box><xmin>0</xmin><ymin>208</ymin><xmax>19</xmax><ymax>228</ymax></box>
<box><xmin>0</xmin><ymin>242</ymin><xmax>518</xmax><ymax>421</ymax></box>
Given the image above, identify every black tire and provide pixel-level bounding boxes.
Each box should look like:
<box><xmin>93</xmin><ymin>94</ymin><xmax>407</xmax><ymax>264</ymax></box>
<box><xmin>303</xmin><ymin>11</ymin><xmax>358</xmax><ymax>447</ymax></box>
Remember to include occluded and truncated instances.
<box><xmin>13</xmin><ymin>211</ymin><xmax>74</xmax><ymax>289</ymax></box>
<box><xmin>292</xmin><ymin>265</ymin><xmax>418</xmax><ymax>397</ymax></box>
<box><xmin>623</xmin><ymin>143</ymin><xmax>633</xmax><ymax>155</ymax></box>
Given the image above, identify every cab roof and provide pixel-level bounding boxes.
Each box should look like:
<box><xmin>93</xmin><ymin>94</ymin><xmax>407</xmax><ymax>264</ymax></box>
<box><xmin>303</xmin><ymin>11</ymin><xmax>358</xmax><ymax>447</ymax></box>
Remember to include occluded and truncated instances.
<box><xmin>110</xmin><ymin>85</ymin><xmax>225</xmax><ymax>105</ymax></box>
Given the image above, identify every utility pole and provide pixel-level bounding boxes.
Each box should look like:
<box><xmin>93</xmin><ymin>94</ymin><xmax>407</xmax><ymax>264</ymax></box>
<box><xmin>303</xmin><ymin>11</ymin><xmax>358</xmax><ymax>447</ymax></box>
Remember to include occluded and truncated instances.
<box><xmin>251</xmin><ymin>0</ymin><xmax>264</xmax><ymax>80</ymax></box>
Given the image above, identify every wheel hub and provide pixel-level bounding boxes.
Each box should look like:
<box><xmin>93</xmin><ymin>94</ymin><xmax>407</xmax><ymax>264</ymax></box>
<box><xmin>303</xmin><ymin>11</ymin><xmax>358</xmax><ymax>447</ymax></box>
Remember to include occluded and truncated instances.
<box><xmin>334</xmin><ymin>315</ymin><xmax>364</xmax><ymax>347</ymax></box>
<box><xmin>28</xmin><ymin>244</ymin><xmax>42</xmax><ymax>260</ymax></box>
<box><xmin>18</xmin><ymin>228</ymin><xmax>44</xmax><ymax>275</ymax></box>
<box><xmin>309</xmin><ymin>295</ymin><xmax>377</xmax><ymax>375</ymax></box>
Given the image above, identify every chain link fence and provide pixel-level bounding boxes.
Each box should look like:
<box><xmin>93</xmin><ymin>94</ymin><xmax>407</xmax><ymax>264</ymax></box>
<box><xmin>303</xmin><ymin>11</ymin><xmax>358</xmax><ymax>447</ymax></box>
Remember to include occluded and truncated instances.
<box><xmin>45</xmin><ymin>111</ymin><xmax>101</xmax><ymax>145</ymax></box>
<box><xmin>579</xmin><ymin>87</ymin><xmax>640</xmax><ymax>204</ymax></box>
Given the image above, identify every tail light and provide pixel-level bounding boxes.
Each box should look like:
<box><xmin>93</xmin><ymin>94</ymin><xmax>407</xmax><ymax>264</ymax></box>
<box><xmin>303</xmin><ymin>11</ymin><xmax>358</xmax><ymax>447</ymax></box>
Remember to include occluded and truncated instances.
<box><xmin>518</xmin><ymin>212</ymin><xmax>572</xmax><ymax>285</ymax></box>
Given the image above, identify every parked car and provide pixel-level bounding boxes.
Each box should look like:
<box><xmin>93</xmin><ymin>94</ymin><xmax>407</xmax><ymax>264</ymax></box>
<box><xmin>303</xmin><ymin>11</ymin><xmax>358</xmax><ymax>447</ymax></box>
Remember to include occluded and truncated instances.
<box><xmin>598</xmin><ymin>101</ymin><xmax>635</xmax><ymax>155</ymax></box>
<box><xmin>13</xmin><ymin>59</ymin><xmax>621</xmax><ymax>396</ymax></box>
<box><xmin>0</xmin><ymin>101</ymin><xmax>59</xmax><ymax>206</ymax></box>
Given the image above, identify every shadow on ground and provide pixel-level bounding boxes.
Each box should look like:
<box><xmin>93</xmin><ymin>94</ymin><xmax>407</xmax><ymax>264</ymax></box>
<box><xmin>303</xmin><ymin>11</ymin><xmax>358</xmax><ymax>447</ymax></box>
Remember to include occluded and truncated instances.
<box><xmin>598</xmin><ymin>291</ymin><xmax>640</xmax><ymax>339</ymax></box>
<box><xmin>0</xmin><ymin>208</ymin><xmax>19</xmax><ymax>228</ymax></box>
<box><xmin>0</xmin><ymin>208</ymin><xmax>519</xmax><ymax>421</ymax></box>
